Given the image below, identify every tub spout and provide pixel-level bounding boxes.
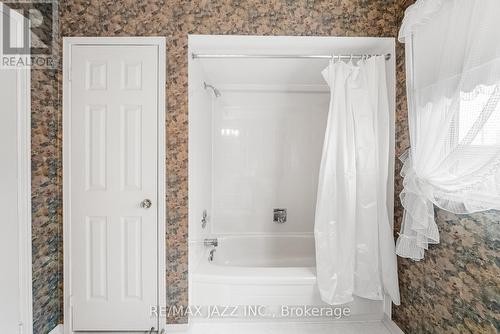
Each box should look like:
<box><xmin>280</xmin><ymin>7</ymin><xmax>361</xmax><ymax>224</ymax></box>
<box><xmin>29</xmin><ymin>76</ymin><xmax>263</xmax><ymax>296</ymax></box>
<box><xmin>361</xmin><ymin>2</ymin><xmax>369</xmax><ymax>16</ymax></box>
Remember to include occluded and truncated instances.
<box><xmin>208</xmin><ymin>248</ymin><xmax>216</xmax><ymax>262</ymax></box>
<box><xmin>204</xmin><ymin>238</ymin><xmax>218</xmax><ymax>247</ymax></box>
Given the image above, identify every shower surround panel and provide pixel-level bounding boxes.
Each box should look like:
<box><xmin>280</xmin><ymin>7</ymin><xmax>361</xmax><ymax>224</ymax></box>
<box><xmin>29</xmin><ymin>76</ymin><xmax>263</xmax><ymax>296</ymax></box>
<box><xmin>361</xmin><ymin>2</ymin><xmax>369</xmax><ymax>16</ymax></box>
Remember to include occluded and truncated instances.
<box><xmin>212</xmin><ymin>90</ymin><xmax>328</xmax><ymax>235</ymax></box>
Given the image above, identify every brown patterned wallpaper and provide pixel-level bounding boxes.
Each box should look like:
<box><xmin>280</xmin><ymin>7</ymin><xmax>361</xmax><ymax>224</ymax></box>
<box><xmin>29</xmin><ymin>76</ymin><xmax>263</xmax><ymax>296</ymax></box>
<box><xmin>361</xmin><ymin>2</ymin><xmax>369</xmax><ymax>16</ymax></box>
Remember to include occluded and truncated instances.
<box><xmin>30</xmin><ymin>1</ymin><xmax>499</xmax><ymax>333</ymax></box>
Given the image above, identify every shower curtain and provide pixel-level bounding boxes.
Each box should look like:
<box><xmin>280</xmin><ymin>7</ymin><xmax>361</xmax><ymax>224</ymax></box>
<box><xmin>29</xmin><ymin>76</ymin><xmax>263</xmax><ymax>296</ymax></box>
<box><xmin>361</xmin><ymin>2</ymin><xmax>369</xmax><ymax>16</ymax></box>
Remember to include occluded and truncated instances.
<box><xmin>314</xmin><ymin>56</ymin><xmax>400</xmax><ymax>305</ymax></box>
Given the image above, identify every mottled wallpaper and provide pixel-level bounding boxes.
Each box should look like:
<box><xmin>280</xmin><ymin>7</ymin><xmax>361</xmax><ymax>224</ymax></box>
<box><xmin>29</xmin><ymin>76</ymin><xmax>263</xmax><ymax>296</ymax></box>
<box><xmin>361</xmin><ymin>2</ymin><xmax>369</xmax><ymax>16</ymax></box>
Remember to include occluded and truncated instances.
<box><xmin>32</xmin><ymin>67</ymin><xmax>62</xmax><ymax>333</ymax></box>
<box><xmin>29</xmin><ymin>1</ymin><xmax>499</xmax><ymax>334</ymax></box>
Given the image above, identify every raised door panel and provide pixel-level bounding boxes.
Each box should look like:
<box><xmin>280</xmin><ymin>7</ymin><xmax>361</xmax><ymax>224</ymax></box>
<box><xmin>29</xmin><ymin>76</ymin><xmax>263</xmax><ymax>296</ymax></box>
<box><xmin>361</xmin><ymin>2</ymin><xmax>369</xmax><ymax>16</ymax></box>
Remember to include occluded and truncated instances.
<box><xmin>70</xmin><ymin>44</ymin><xmax>158</xmax><ymax>331</ymax></box>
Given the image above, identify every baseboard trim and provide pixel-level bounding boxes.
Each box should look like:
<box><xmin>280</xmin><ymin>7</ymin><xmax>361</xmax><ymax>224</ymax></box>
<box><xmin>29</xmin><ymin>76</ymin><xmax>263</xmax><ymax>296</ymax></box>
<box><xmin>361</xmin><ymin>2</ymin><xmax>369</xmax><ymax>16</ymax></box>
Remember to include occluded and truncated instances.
<box><xmin>50</xmin><ymin>320</ymin><xmax>400</xmax><ymax>333</ymax></box>
<box><xmin>382</xmin><ymin>316</ymin><xmax>405</xmax><ymax>334</ymax></box>
<box><xmin>48</xmin><ymin>324</ymin><xmax>64</xmax><ymax>334</ymax></box>
<box><xmin>166</xmin><ymin>323</ymin><xmax>189</xmax><ymax>332</ymax></box>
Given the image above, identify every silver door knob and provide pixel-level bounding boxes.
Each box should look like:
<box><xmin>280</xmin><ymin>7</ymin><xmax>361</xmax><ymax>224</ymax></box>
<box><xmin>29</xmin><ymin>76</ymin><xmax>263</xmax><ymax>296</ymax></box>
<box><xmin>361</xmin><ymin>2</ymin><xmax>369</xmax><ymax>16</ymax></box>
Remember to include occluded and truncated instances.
<box><xmin>140</xmin><ymin>199</ymin><xmax>152</xmax><ymax>209</ymax></box>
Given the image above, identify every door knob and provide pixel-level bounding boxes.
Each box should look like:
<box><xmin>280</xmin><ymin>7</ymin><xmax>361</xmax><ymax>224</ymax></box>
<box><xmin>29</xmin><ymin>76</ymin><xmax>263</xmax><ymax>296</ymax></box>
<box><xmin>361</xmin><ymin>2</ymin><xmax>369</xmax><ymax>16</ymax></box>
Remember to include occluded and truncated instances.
<box><xmin>140</xmin><ymin>199</ymin><xmax>152</xmax><ymax>209</ymax></box>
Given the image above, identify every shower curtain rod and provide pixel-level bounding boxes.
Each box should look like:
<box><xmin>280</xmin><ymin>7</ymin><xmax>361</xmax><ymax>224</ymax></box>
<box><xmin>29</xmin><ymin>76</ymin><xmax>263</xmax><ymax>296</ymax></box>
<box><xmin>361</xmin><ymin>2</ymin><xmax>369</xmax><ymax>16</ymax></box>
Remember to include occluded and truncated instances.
<box><xmin>191</xmin><ymin>53</ymin><xmax>391</xmax><ymax>60</ymax></box>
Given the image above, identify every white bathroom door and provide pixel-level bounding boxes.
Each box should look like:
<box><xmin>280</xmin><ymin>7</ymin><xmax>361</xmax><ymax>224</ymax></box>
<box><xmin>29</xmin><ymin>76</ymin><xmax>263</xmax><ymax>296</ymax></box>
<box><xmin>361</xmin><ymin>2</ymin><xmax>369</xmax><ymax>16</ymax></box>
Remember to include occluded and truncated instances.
<box><xmin>68</xmin><ymin>44</ymin><xmax>159</xmax><ymax>331</ymax></box>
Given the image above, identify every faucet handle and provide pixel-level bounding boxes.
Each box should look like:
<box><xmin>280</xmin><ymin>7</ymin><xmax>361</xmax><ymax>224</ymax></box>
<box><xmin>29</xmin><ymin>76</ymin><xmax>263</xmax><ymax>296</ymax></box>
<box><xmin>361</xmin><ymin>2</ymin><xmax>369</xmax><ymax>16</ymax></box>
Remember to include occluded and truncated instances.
<box><xmin>201</xmin><ymin>209</ymin><xmax>208</xmax><ymax>229</ymax></box>
<box><xmin>273</xmin><ymin>208</ymin><xmax>287</xmax><ymax>223</ymax></box>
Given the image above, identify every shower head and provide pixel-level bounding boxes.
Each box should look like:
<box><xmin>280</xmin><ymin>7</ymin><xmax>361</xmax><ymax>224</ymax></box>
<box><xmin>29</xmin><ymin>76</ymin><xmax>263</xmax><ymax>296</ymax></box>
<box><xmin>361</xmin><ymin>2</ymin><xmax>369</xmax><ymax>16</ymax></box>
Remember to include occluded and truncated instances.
<box><xmin>203</xmin><ymin>81</ymin><xmax>221</xmax><ymax>98</ymax></box>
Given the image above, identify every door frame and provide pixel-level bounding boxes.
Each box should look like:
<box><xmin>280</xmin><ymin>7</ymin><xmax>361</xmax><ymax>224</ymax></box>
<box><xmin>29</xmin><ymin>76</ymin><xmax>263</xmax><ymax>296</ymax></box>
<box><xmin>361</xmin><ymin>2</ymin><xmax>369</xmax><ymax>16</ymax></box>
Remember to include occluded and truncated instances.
<box><xmin>63</xmin><ymin>37</ymin><xmax>166</xmax><ymax>334</ymax></box>
<box><xmin>16</xmin><ymin>60</ymin><xmax>33</xmax><ymax>334</ymax></box>
<box><xmin>0</xmin><ymin>4</ymin><xmax>33</xmax><ymax>334</ymax></box>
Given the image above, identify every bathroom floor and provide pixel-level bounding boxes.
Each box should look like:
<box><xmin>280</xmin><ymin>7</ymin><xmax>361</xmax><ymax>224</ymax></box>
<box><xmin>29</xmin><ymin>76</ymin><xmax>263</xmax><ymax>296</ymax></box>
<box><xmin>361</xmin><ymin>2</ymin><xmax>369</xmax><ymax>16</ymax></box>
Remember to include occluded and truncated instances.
<box><xmin>186</xmin><ymin>320</ymin><xmax>400</xmax><ymax>334</ymax></box>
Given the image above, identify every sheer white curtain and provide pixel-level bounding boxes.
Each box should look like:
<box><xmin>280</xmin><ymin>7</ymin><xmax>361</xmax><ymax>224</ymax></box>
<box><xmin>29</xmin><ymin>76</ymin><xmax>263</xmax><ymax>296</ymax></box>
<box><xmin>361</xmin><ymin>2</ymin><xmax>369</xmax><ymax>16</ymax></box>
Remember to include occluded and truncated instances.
<box><xmin>396</xmin><ymin>0</ymin><xmax>500</xmax><ymax>261</ymax></box>
<box><xmin>314</xmin><ymin>56</ymin><xmax>400</xmax><ymax>305</ymax></box>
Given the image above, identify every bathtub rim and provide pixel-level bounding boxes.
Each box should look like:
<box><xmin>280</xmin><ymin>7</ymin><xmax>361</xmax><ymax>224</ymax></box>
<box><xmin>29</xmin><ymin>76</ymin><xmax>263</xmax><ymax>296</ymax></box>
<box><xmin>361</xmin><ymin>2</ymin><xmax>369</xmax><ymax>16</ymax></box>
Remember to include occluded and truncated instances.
<box><xmin>192</xmin><ymin>260</ymin><xmax>317</xmax><ymax>286</ymax></box>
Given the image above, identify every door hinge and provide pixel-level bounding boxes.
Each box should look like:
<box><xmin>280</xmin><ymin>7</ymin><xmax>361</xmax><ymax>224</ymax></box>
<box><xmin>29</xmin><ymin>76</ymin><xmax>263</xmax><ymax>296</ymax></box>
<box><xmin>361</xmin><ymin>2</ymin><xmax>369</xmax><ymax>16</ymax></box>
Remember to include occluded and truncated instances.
<box><xmin>68</xmin><ymin>67</ymin><xmax>72</xmax><ymax>82</ymax></box>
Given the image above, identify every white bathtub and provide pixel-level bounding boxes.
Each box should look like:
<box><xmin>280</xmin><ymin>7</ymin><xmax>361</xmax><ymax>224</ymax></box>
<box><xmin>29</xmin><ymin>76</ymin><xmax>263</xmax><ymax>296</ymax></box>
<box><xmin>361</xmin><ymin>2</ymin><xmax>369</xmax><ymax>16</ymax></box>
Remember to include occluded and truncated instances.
<box><xmin>212</xmin><ymin>234</ymin><xmax>315</xmax><ymax>267</ymax></box>
<box><xmin>191</xmin><ymin>235</ymin><xmax>384</xmax><ymax>320</ymax></box>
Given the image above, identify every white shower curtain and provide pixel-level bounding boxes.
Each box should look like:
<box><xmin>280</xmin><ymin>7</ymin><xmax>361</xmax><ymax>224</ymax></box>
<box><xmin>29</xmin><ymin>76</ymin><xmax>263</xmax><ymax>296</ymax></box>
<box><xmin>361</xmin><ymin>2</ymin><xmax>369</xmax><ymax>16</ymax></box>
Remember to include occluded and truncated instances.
<box><xmin>314</xmin><ymin>56</ymin><xmax>400</xmax><ymax>305</ymax></box>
